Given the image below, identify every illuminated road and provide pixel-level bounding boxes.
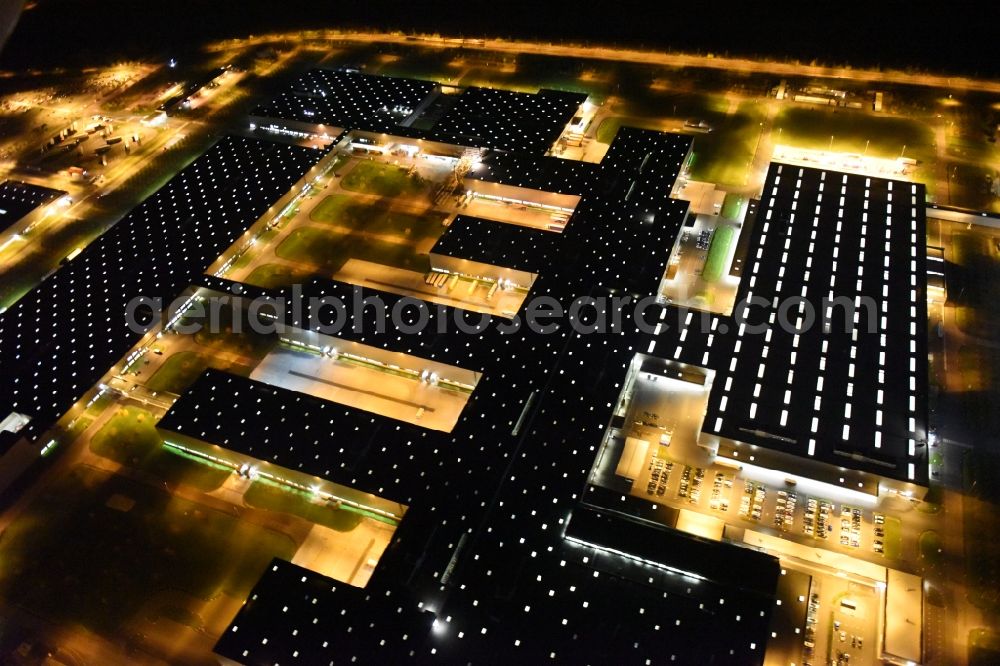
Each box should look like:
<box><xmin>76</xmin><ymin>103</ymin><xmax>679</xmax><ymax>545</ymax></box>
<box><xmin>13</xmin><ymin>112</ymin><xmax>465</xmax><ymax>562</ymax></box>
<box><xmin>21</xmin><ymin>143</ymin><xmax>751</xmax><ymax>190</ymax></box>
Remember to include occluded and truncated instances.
<box><xmin>0</xmin><ymin>44</ymin><xmax>308</xmax><ymax>310</ymax></box>
<box><xmin>208</xmin><ymin>31</ymin><xmax>1000</xmax><ymax>94</ymax></box>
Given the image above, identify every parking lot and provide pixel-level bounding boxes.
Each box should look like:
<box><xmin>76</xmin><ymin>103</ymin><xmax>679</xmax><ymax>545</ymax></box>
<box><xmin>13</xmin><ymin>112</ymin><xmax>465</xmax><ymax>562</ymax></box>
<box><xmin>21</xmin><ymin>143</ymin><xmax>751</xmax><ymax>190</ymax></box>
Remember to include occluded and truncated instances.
<box><xmin>618</xmin><ymin>369</ymin><xmax>890</xmax><ymax>566</ymax></box>
<box><xmin>624</xmin><ymin>437</ymin><xmax>895</xmax><ymax>665</ymax></box>
<box><xmin>595</xmin><ymin>357</ymin><xmax>927</xmax><ymax>666</ymax></box>
<box><xmin>633</xmin><ymin>456</ymin><xmax>891</xmax><ymax>560</ymax></box>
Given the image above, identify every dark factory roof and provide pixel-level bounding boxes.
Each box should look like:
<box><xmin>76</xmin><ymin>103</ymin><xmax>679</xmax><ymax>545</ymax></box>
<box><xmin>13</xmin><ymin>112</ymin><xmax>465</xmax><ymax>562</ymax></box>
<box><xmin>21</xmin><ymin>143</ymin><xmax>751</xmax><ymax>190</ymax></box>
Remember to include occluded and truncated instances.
<box><xmin>468</xmin><ymin>150</ymin><xmax>599</xmax><ymax>196</ymax></box>
<box><xmin>0</xmin><ymin>136</ymin><xmax>327</xmax><ymax>438</ymax></box>
<box><xmin>252</xmin><ymin>69</ymin><xmax>586</xmax><ymax>155</ymax></box>
<box><xmin>701</xmin><ymin>163</ymin><xmax>929</xmax><ymax>487</ymax></box>
<box><xmin>197</xmin><ymin>113</ymin><xmax>773</xmax><ymax>665</ymax></box>
<box><xmin>428</xmin><ymin>87</ymin><xmax>586</xmax><ymax>153</ymax></box>
<box><xmin>0</xmin><ymin>179</ymin><xmax>66</xmax><ymax>234</ymax></box>
<box><xmin>0</xmin><ymin>70</ymin><xmax>931</xmax><ymax>666</ymax></box>
<box><xmin>250</xmin><ymin>69</ymin><xmax>438</xmax><ymax>132</ymax></box>
<box><xmin>429</xmin><ymin>215</ymin><xmax>561</xmax><ymax>274</ymax></box>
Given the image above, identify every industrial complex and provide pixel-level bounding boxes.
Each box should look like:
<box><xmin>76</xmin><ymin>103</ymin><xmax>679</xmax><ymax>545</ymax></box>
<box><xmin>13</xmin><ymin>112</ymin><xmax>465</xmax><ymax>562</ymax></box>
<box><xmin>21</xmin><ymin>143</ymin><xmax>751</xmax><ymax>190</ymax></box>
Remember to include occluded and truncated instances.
<box><xmin>0</xmin><ymin>41</ymin><xmax>987</xmax><ymax>666</ymax></box>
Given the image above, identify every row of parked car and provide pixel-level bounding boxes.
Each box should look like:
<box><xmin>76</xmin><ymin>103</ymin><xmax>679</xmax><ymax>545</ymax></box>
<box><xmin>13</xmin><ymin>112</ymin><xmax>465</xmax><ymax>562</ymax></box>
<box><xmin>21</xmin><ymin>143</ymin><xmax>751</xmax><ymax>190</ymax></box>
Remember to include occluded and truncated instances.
<box><xmin>709</xmin><ymin>471</ymin><xmax>733</xmax><ymax>512</ymax></box>
<box><xmin>646</xmin><ymin>457</ymin><xmax>673</xmax><ymax>497</ymax></box>
<box><xmin>774</xmin><ymin>491</ymin><xmax>798</xmax><ymax>531</ymax></box>
<box><xmin>804</xmin><ymin>497</ymin><xmax>833</xmax><ymax>538</ymax></box>
<box><xmin>695</xmin><ymin>229</ymin><xmax>713</xmax><ymax>250</ymax></box>
<box><xmin>839</xmin><ymin>506</ymin><xmax>863</xmax><ymax>548</ymax></box>
<box><xmin>679</xmin><ymin>466</ymin><xmax>705</xmax><ymax>504</ymax></box>
<box><xmin>739</xmin><ymin>480</ymin><xmax>766</xmax><ymax>521</ymax></box>
<box><xmin>872</xmin><ymin>512</ymin><xmax>886</xmax><ymax>553</ymax></box>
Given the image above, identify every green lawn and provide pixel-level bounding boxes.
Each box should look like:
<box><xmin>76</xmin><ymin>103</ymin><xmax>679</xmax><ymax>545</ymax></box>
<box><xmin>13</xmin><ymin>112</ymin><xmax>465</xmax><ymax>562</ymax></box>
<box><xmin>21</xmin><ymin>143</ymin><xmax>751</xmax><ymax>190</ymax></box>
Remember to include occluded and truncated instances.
<box><xmin>946</xmin><ymin>129</ymin><xmax>1000</xmax><ymax>164</ymax></box>
<box><xmin>950</xmin><ymin>231</ymin><xmax>1000</xmax><ymax>338</ymax></box>
<box><xmin>721</xmin><ymin>193</ymin><xmax>744</xmax><ymax>220</ymax></box>
<box><xmin>453</xmin><ymin>53</ymin><xmax>600</xmax><ymax>96</ymax></box>
<box><xmin>596</xmin><ymin>98</ymin><xmax>742</xmax><ymax>146</ymax></box>
<box><xmin>945</xmin><ymin>231</ymin><xmax>1000</xmax><ymax>434</ymax></box>
<box><xmin>687</xmin><ymin>103</ymin><xmax>766</xmax><ymax>187</ymax></box>
<box><xmin>145</xmin><ymin>351</ymin><xmax>208</xmax><ymax>394</ymax></box>
<box><xmin>919</xmin><ymin>530</ymin><xmax>942</xmax><ymax>565</ymax></box>
<box><xmin>309</xmin><ymin>194</ymin><xmax>447</xmax><ymax>238</ymax></box>
<box><xmin>158</xmin><ymin>603</ymin><xmax>203</xmax><ymax>629</ymax></box>
<box><xmin>957</xmin><ymin>344</ymin><xmax>992</xmax><ymax>383</ymax></box>
<box><xmin>340</xmin><ymin>160</ymin><xmax>426</xmax><ymax>198</ymax></box>
<box><xmin>329</xmin><ymin>153</ymin><xmax>350</xmax><ymax>175</ymax></box>
<box><xmin>90</xmin><ymin>406</ymin><xmax>231</xmax><ymax>492</ymax></box>
<box><xmin>243</xmin><ymin>479</ymin><xmax>364</xmax><ymax>532</ymax></box>
<box><xmin>618</xmin><ymin>89</ymin><xmax>728</xmax><ymax>122</ymax></box>
<box><xmin>963</xmin><ymin>449</ymin><xmax>1000</xmax><ymax>612</ymax></box>
<box><xmin>774</xmin><ymin>106</ymin><xmax>935</xmax><ymax>162</ymax></box>
<box><xmin>373</xmin><ymin>49</ymin><xmax>455</xmax><ymax>83</ymax></box>
<box><xmin>185</xmin><ymin>304</ymin><xmax>277</xmax><ymax>360</ymax></box>
<box><xmin>702</xmin><ymin>225</ymin><xmax>736</xmax><ymax>282</ymax></box>
<box><xmin>244</xmin><ymin>262</ymin><xmax>311</xmax><ymax>289</ymax></box>
<box><xmin>276</xmin><ymin>225</ymin><xmax>431</xmax><ymax>275</ymax></box>
<box><xmin>946</xmin><ymin>162</ymin><xmax>1000</xmax><ymax>212</ymax></box>
<box><xmin>457</xmin><ymin>67</ymin><xmax>540</xmax><ymax>94</ymax></box>
<box><xmin>225</xmin><ymin>227</ymin><xmax>280</xmax><ymax>274</ymax></box>
<box><xmin>955</xmin><ymin>308</ymin><xmax>990</xmax><ymax>342</ymax></box>
<box><xmin>310</xmin><ymin>193</ymin><xmax>367</xmax><ymax>224</ymax></box>
<box><xmin>883</xmin><ymin>516</ymin><xmax>903</xmax><ymax>560</ymax></box>
<box><xmin>0</xmin><ymin>465</ymin><xmax>295</xmax><ymax>635</ymax></box>
<box><xmin>951</xmin><ymin>343</ymin><xmax>1000</xmax><ymax>437</ymax></box>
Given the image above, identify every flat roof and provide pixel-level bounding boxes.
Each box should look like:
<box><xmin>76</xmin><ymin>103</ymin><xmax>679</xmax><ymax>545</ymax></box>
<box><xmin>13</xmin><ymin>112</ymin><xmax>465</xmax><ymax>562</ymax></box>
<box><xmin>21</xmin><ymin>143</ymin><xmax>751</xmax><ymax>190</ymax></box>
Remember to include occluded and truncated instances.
<box><xmin>566</xmin><ymin>505</ymin><xmax>780</xmax><ymax>598</ymax></box>
<box><xmin>248</xmin><ymin>343</ymin><xmax>476</xmax><ymax>432</ymax></box>
<box><xmin>470</xmin><ymin>150</ymin><xmax>599</xmax><ymax>196</ymax></box>
<box><xmin>430</xmin><ymin>214</ymin><xmax>561</xmax><ymax>274</ymax></box>
<box><xmin>0</xmin><ymin>180</ymin><xmax>65</xmax><ymax>234</ymax></box>
<box><xmin>885</xmin><ymin>568</ymin><xmax>923</xmax><ymax>663</ymax></box>
<box><xmin>0</xmin><ymin>136</ymin><xmax>327</xmax><ymax>438</ymax></box>
<box><xmin>742</xmin><ymin>529</ymin><xmax>888</xmax><ymax>582</ymax></box>
<box><xmin>702</xmin><ymin>163</ymin><xmax>929</xmax><ymax>486</ymax></box>
<box><xmin>0</xmin><ymin>69</ymin><xmax>933</xmax><ymax>665</ymax></box>
<box><xmin>250</xmin><ymin>69</ymin><xmax>437</xmax><ymax>133</ymax></box>
<box><xmin>212</xmin><ymin>559</ymin><xmax>435</xmax><ymax>663</ymax></box>
<box><xmin>157</xmin><ymin>368</ymin><xmax>436</xmax><ymax>504</ymax></box>
<box><xmin>428</xmin><ymin>87</ymin><xmax>585</xmax><ymax>153</ymax></box>
<box><xmin>185</xmin><ymin>114</ymin><xmax>772</xmax><ymax>663</ymax></box>
<box><xmin>252</xmin><ymin>70</ymin><xmax>586</xmax><ymax>155</ymax></box>
<box><xmin>564</xmin><ymin>128</ymin><xmax>692</xmax><ymax>295</ymax></box>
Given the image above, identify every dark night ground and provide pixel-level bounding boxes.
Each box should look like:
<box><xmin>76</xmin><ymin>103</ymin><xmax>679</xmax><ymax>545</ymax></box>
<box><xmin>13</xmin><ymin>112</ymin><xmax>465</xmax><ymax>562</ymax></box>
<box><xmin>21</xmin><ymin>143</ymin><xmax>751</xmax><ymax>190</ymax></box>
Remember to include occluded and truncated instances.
<box><xmin>2</xmin><ymin>0</ymin><xmax>1000</xmax><ymax>77</ymax></box>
